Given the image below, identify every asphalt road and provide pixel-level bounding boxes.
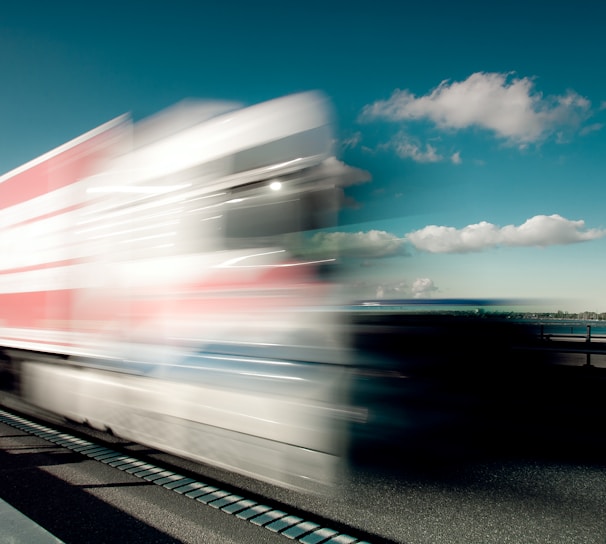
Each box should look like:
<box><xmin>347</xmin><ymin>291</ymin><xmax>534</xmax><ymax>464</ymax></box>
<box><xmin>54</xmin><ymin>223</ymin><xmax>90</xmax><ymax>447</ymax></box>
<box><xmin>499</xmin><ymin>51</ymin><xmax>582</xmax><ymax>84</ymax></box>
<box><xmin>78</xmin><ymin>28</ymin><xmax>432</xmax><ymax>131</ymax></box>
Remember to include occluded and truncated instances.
<box><xmin>2</xmin><ymin>409</ymin><xmax>606</xmax><ymax>544</ymax></box>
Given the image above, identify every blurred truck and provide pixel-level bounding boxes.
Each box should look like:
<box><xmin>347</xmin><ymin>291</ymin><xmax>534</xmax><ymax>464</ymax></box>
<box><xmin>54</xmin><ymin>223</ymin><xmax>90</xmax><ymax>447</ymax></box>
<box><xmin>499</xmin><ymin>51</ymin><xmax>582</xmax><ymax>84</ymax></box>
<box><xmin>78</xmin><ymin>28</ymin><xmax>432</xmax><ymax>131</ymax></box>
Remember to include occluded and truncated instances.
<box><xmin>0</xmin><ymin>91</ymin><xmax>369</xmax><ymax>491</ymax></box>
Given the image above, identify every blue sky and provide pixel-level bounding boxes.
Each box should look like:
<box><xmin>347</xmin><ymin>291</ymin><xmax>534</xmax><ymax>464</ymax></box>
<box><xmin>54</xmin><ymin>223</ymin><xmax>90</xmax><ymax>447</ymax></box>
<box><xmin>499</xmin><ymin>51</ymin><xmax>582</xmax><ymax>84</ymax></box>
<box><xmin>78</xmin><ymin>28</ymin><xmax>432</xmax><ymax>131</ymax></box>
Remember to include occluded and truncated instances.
<box><xmin>2</xmin><ymin>0</ymin><xmax>605</xmax><ymax>311</ymax></box>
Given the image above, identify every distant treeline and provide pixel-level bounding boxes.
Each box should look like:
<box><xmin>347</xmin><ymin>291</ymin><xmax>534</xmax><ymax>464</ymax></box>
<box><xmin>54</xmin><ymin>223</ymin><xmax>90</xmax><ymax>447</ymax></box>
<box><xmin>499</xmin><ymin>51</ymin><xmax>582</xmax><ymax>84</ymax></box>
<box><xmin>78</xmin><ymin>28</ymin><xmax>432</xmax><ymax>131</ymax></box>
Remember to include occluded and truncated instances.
<box><xmin>513</xmin><ymin>311</ymin><xmax>606</xmax><ymax>321</ymax></box>
<box><xmin>412</xmin><ymin>310</ymin><xmax>606</xmax><ymax>321</ymax></box>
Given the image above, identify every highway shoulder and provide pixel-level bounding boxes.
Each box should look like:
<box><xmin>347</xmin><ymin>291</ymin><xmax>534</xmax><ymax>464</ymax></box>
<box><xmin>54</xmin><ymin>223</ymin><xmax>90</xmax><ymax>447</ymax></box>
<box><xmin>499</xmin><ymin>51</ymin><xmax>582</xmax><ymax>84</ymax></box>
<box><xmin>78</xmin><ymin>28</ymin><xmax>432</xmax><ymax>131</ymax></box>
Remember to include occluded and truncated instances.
<box><xmin>0</xmin><ymin>498</ymin><xmax>64</xmax><ymax>544</ymax></box>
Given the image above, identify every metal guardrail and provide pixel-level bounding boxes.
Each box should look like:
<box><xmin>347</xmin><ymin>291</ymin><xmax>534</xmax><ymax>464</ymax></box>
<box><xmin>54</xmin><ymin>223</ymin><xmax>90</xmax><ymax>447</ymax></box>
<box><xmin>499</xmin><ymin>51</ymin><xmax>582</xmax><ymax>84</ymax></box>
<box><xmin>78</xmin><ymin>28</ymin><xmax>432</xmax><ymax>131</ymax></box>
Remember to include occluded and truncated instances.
<box><xmin>537</xmin><ymin>325</ymin><xmax>606</xmax><ymax>366</ymax></box>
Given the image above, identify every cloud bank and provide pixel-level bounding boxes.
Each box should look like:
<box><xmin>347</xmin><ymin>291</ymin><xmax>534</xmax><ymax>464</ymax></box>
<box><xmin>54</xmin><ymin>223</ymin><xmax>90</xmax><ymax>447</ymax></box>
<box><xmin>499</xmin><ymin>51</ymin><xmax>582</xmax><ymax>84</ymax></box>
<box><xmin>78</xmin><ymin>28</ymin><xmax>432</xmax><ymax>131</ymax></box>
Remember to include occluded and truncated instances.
<box><xmin>406</xmin><ymin>214</ymin><xmax>606</xmax><ymax>253</ymax></box>
<box><xmin>361</xmin><ymin>72</ymin><xmax>592</xmax><ymax>147</ymax></box>
<box><xmin>308</xmin><ymin>216</ymin><xmax>604</xmax><ymax>260</ymax></box>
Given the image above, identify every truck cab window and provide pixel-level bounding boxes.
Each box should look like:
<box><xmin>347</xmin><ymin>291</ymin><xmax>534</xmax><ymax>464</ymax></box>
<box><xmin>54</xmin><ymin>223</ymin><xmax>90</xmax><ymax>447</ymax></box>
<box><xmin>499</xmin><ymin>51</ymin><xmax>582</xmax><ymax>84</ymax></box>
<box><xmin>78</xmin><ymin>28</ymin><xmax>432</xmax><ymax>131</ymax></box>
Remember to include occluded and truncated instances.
<box><xmin>223</xmin><ymin>186</ymin><xmax>338</xmax><ymax>250</ymax></box>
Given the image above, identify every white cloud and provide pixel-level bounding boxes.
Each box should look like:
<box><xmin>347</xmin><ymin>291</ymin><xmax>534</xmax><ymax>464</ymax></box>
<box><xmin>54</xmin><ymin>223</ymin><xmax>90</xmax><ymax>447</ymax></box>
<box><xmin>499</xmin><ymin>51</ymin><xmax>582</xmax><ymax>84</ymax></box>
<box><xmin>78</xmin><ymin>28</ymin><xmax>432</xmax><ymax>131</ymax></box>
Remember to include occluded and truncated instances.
<box><xmin>388</xmin><ymin>134</ymin><xmax>442</xmax><ymax>162</ymax></box>
<box><xmin>406</xmin><ymin>214</ymin><xmax>606</xmax><ymax>253</ymax></box>
<box><xmin>381</xmin><ymin>132</ymin><xmax>456</xmax><ymax>163</ymax></box>
<box><xmin>375</xmin><ymin>281</ymin><xmax>409</xmax><ymax>299</ymax></box>
<box><xmin>580</xmin><ymin>123</ymin><xmax>603</xmax><ymax>136</ymax></box>
<box><xmin>412</xmin><ymin>278</ymin><xmax>439</xmax><ymax>298</ymax></box>
<box><xmin>321</xmin><ymin>156</ymin><xmax>371</xmax><ymax>186</ymax></box>
<box><xmin>309</xmin><ymin>230</ymin><xmax>406</xmax><ymax>258</ymax></box>
<box><xmin>341</xmin><ymin>131</ymin><xmax>362</xmax><ymax>149</ymax></box>
<box><xmin>361</xmin><ymin>72</ymin><xmax>592</xmax><ymax>146</ymax></box>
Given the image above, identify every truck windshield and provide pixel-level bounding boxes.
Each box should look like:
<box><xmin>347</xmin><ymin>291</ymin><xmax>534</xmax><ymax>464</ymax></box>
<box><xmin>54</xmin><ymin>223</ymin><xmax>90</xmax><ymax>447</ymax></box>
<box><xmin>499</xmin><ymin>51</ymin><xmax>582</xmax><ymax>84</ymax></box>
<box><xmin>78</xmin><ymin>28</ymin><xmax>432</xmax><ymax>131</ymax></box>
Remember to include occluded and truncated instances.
<box><xmin>223</xmin><ymin>187</ymin><xmax>338</xmax><ymax>250</ymax></box>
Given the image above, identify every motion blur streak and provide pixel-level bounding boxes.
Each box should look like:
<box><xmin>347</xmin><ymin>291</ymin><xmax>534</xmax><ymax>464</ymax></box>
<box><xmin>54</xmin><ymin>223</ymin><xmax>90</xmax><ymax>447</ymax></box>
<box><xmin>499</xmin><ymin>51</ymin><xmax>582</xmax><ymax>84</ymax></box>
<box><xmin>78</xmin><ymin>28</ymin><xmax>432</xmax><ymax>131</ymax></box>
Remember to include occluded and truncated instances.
<box><xmin>0</xmin><ymin>92</ymin><xmax>370</xmax><ymax>492</ymax></box>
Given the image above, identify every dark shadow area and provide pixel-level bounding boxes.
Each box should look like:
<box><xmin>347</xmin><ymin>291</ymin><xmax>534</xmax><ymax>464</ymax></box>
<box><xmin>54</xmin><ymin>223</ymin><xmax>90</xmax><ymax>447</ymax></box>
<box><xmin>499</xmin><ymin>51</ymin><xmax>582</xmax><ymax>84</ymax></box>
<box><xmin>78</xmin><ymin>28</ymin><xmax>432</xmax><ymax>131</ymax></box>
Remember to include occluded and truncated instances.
<box><xmin>0</xmin><ymin>448</ymin><xmax>181</xmax><ymax>544</ymax></box>
<box><xmin>1</xmin><ymin>440</ymin><xmax>85</xmax><ymax>468</ymax></box>
<box><xmin>78</xmin><ymin>482</ymin><xmax>158</xmax><ymax>489</ymax></box>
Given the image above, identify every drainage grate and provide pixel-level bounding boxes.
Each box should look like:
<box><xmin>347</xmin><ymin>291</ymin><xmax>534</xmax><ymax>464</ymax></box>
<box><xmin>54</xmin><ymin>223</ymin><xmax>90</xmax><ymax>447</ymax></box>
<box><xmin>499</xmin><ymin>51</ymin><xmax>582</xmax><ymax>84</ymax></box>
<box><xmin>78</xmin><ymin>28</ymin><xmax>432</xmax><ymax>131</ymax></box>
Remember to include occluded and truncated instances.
<box><xmin>0</xmin><ymin>409</ymin><xmax>370</xmax><ymax>544</ymax></box>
